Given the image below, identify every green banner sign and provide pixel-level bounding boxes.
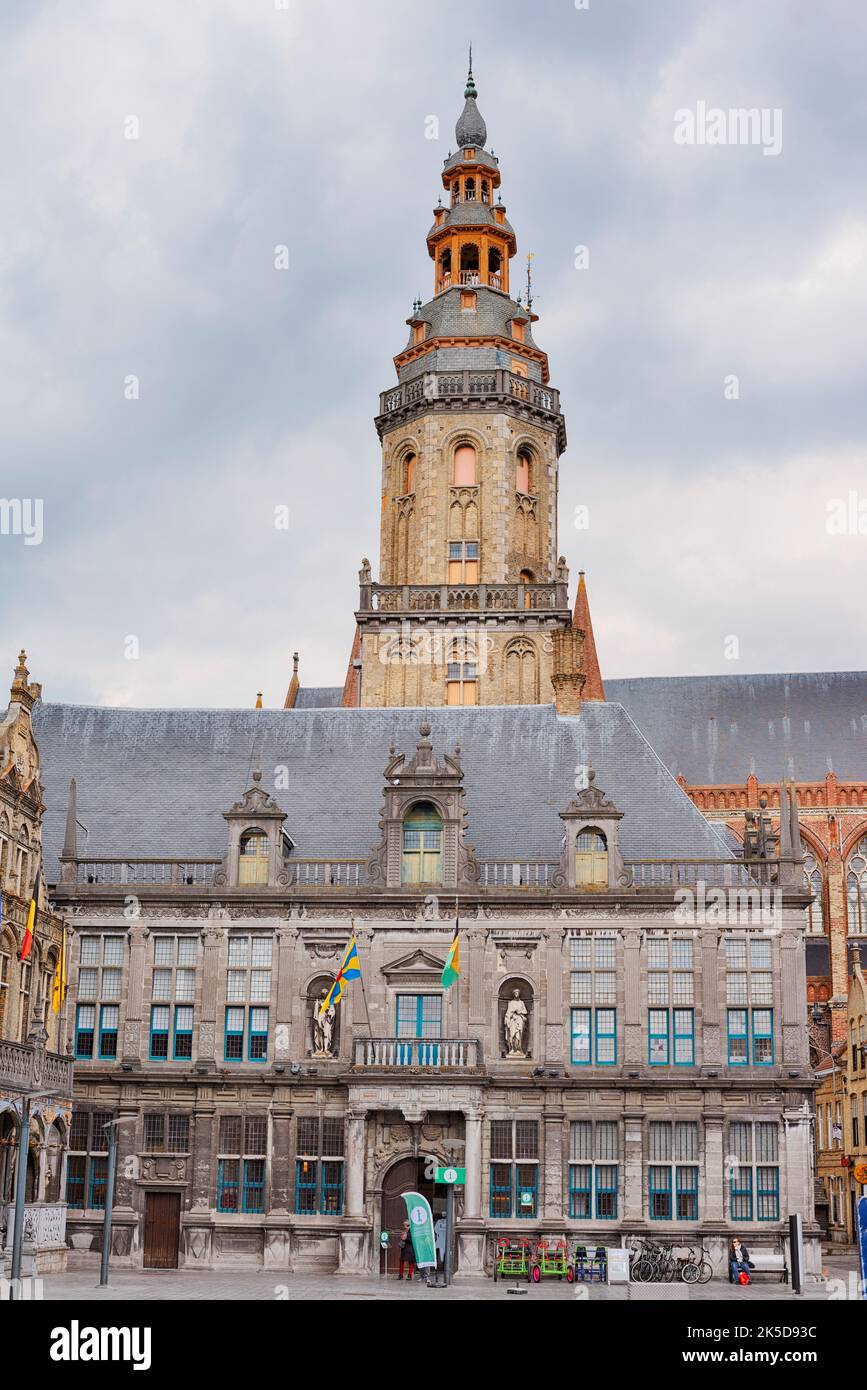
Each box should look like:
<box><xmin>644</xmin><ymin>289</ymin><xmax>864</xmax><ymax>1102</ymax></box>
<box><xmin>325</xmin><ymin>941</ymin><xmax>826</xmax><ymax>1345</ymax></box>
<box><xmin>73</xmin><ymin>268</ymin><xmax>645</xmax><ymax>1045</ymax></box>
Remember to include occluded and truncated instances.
<box><xmin>401</xmin><ymin>1190</ymin><xmax>437</xmax><ymax>1268</ymax></box>
<box><xmin>435</xmin><ymin>1166</ymin><xmax>466</xmax><ymax>1185</ymax></box>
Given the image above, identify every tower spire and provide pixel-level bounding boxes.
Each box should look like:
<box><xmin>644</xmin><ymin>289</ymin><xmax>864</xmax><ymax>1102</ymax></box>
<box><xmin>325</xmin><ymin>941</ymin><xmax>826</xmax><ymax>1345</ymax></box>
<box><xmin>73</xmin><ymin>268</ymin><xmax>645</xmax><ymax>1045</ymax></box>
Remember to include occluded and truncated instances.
<box><xmin>573</xmin><ymin>572</ymin><xmax>605</xmax><ymax>700</ymax></box>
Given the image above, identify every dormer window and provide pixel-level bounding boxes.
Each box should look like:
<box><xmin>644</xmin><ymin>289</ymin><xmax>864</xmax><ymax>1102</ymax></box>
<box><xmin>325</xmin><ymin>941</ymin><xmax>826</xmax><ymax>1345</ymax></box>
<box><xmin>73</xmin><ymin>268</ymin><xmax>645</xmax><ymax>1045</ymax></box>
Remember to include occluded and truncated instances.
<box><xmin>575</xmin><ymin>830</ymin><xmax>608</xmax><ymax>889</ymax></box>
<box><xmin>464</xmin><ymin>148</ymin><xmax>475</xmax><ymax>158</ymax></box>
<box><xmin>412</xmin><ymin>322</ymin><xmax>426</xmax><ymax>344</ymax></box>
<box><xmin>239</xmin><ymin>831</ymin><xmax>269</xmax><ymax>885</ymax></box>
<box><xmin>401</xmin><ymin>803</ymin><xmax>443</xmax><ymax>885</ymax></box>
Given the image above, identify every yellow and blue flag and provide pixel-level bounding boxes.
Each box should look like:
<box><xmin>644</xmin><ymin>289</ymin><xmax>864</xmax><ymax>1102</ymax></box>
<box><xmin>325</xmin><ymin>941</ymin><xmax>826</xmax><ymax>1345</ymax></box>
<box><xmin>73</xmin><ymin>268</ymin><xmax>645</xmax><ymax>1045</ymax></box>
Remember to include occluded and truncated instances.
<box><xmin>320</xmin><ymin>932</ymin><xmax>361</xmax><ymax>1015</ymax></box>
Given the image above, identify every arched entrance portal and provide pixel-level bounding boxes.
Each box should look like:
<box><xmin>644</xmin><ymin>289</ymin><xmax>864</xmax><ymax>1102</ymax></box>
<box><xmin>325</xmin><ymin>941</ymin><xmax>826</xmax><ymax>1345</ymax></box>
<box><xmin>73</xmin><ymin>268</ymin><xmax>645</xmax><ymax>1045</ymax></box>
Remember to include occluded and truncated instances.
<box><xmin>380</xmin><ymin>1155</ymin><xmax>445</xmax><ymax>1275</ymax></box>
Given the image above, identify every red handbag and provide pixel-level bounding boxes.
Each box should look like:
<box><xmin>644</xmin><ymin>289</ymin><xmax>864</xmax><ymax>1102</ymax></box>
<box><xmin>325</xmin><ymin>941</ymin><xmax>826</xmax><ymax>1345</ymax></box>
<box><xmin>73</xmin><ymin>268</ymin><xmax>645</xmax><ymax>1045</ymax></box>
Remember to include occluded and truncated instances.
<box><xmin>738</xmin><ymin>1271</ymin><xmax>751</xmax><ymax>1285</ymax></box>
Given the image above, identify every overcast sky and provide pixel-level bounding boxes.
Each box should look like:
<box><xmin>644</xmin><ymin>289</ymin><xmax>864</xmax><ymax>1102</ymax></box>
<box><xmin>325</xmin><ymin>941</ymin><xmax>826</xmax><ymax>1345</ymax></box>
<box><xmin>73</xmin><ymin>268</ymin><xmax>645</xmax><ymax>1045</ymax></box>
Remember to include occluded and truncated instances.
<box><xmin>3</xmin><ymin>0</ymin><xmax>866</xmax><ymax>708</ymax></box>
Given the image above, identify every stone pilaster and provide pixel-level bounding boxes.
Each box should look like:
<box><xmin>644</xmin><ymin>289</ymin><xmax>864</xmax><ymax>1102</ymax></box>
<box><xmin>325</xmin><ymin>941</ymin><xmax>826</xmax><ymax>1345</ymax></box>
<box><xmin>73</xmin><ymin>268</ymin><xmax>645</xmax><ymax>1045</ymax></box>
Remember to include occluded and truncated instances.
<box><xmin>121</xmin><ymin>921</ymin><xmax>146</xmax><ymax>1065</ymax></box>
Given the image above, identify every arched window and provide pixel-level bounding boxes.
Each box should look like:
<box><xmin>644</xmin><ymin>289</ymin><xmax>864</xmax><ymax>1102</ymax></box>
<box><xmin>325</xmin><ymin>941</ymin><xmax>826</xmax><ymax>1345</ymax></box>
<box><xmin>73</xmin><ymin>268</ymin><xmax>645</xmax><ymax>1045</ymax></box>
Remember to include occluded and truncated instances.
<box><xmin>488</xmin><ymin>245</ymin><xmax>502</xmax><ymax>288</ymax></box>
<box><xmin>0</xmin><ymin>931</ymin><xmax>12</xmax><ymax>1038</ymax></box>
<box><xmin>239</xmin><ymin>830</ymin><xmax>269</xmax><ymax>886</ymax></box>
<box><xmin>453</xmin><ymin>443</ymin><xmax>476</xmax><ymax>486</ymax></box>
<box><xmin>465</xmin><ymin>177</ymin><xmax>476</xmax><ymax>202</ymax></box>
<box><xmin>481</xmin><ymin>179</ymin><xmax>490</xmax><ymax>204</ymax></box>
<box><xmin>515</xmin><ymin>448</ymin><xmax>531</xmax><ymax>494</ymax></box>
<box><xmin>459</xmin><ymin>243</ymin><xmax>479</xmax><ymax>285</ymax></box>
<box><xmin>575</xmin><ymin>829</ymin><xmax>608</xmax><ymax>889</ymax></box>
<box><xmin>439</xmin><ymin>248</ymin><xmax>451</xmax><ymax>290</ymax></box>
<box><xmin>519</xmin><ymin>569</ymin><xmax>534</xmax><ymax>609</ymax></box>
<box><xmin>401</xmin><ymin>803</ymin><xmax>443</xmax><ymax>885</ymax></box>
<box><xmin>505</xmin><ymin>637</ymin><xmax>538</xmax><ymax>704</ymax></box>
<box><xmin>804</xmin><ymin>853</ymin><xmax>824</xmax><ymax>933</ymax></box>
<box><xmin>403</xmin><ymin>452</ymin><xmax>417</xmax><ymax>494</ymax></box>
<box><xmin>847</xmin><ymin>835</ymin><xmax>867</xmax><ymax>934</ymax></box>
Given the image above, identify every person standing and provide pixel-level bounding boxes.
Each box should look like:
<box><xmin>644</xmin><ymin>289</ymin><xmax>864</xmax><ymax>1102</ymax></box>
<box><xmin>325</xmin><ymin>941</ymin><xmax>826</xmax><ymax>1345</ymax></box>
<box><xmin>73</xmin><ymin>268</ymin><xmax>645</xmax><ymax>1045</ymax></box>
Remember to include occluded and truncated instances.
<box><xmin>398</xmin><ymin>1219</ymin><xmax>416</xmax><ymax>1280</ymax></box>
<box><xmin>729</xmin><ymin>1237</ymin><xmax>751</xmax><ymax>1284</ymax></box>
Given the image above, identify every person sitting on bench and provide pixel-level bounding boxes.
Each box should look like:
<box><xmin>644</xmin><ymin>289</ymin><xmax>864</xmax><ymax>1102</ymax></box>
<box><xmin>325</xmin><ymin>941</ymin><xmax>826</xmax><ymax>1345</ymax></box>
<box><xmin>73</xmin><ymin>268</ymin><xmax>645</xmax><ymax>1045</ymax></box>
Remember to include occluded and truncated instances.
<box><xmin>729</xmin><ymin>1237</ymin><xmax>752</xmax><ymax>1284</ymax></box>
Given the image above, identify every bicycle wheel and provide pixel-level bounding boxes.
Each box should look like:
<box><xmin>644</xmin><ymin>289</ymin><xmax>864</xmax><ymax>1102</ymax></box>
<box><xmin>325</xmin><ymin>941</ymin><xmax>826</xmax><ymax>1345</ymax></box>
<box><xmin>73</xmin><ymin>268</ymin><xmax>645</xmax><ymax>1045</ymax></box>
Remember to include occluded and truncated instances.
<box><xmin>697</xmin><ymin>1259</ymin><xmax>714</xmax><ymax>1284</ymax></box>
<box><xmin>681</xmin><ymin>1261</ymin><xmax>701</xmax><ymax>1284</ymax></box>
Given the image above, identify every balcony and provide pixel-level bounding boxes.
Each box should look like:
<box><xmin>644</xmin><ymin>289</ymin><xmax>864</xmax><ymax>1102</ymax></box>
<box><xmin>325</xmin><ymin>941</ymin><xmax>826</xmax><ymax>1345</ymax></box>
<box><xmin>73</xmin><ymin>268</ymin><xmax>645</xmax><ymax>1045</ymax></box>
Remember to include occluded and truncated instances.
<box><xmin>359</xmin><ymin>581</ymin><xmax>570</xmax><ymax>620</ymax></box>
<box><xmin>377</xmin><ymin>369</ymin><xmax>564</xmax><ymax>451</ymax></box>
<box><xmin>0</xmin><ymin>1038</ymin><xmax>74</xmax><ymax>1097</ymax></box>
<box><xmin>353</xmin><ymin>1037</ymin><xmax>480</xmax><ymax>1070</ymax></box>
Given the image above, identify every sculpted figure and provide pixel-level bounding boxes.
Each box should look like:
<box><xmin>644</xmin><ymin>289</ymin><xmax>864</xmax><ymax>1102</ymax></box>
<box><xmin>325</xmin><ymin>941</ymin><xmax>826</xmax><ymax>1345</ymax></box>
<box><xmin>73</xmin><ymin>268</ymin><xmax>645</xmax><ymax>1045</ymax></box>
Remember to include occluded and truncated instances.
<box><xmin>503</xmin><ymin>988</ymin><xmax>528</xmax><ymax>1057</ymax></box>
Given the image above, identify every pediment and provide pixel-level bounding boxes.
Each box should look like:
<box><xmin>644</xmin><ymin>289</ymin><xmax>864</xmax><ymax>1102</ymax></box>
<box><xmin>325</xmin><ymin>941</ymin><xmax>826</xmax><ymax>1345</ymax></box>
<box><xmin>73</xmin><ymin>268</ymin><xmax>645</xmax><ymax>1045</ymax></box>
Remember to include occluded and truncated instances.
<box><xmin>382</xmin><ymin>948</ymin><xmax>446</xmax><ymax>978</ymax></box>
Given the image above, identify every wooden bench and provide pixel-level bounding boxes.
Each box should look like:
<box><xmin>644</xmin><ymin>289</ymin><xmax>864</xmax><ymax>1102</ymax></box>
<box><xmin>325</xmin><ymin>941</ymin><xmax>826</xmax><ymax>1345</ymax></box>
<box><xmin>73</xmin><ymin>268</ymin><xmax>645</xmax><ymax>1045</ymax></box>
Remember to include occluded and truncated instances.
<box><xmin>729</xmin><ymin>1249</ymin><xmax>789</xmax><ymax>1283</ymax></box>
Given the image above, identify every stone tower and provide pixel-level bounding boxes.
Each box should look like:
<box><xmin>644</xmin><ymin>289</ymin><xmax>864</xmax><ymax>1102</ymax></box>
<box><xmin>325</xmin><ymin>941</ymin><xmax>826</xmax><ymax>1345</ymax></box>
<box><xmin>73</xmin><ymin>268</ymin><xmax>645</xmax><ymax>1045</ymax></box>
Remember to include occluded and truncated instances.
<box><xmin>352</xmin><ymin>58</ymin><xmax>585</xmax><ymax>710</ymax></box>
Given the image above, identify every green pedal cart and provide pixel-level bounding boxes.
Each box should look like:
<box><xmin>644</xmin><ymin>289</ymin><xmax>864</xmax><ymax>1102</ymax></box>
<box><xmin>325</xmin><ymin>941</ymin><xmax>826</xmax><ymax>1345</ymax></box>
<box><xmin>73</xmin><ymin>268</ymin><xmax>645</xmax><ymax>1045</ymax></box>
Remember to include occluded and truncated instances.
<box><xmin>531</xmin><ymin>1238</ymin><xmax>575</xmax><ymax>1283</ymax></box>
<box><xmin>493</xmin><ymin>1236</ymin><xmax>532</xmax><ymax>1282</ymax></box>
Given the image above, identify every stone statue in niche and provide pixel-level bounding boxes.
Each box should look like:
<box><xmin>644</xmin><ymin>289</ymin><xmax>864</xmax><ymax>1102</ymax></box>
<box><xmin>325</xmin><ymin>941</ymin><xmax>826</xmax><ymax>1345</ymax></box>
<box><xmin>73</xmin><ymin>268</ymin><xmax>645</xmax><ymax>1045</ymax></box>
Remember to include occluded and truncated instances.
<box><xmin>312</xmin><ymin>988</ymin><xmax>336</xmax><ymax>1056</ymax></box>
<box><xmin>503</xmin><ymin>988</ymin><xmax>528</xmax><ymax>1057</ymax></box>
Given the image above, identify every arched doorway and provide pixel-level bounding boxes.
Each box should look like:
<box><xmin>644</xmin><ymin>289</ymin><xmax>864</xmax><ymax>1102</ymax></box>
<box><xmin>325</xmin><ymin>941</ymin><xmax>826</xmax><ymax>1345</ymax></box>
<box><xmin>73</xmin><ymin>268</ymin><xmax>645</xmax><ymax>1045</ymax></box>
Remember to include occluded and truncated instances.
<box><xmin>379</xmin><ymin>1154</ymin><xmax>443</xmax><ymax>1275</ymax></box>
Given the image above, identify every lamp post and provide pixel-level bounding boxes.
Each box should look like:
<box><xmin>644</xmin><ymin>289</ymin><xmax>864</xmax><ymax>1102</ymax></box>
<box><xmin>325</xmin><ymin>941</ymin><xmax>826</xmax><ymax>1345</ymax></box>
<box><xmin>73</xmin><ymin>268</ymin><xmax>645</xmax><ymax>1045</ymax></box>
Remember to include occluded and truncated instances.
<box><xmin>99</xmin><ymin>1117</ymin><xmax>133</xmax><ymax>1287</ymax></box>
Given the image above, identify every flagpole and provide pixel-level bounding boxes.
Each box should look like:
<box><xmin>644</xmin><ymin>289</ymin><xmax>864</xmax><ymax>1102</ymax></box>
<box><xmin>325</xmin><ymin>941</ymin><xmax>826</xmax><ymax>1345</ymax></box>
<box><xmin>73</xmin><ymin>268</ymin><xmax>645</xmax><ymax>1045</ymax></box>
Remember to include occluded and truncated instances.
<box><xmin>455</xmin><ymin>896</ymin><xmax>460</xmax><ymax>1038</ymax></box>
<box><xmin>353</xmin><ymin>919</ymin><xmax>374</xmax><ymax>1037</ymax></box>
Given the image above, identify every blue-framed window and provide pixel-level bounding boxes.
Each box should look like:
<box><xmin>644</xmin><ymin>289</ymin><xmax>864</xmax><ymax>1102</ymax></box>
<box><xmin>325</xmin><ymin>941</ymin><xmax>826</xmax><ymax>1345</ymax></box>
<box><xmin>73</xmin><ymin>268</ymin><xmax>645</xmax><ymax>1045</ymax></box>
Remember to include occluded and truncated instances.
<box><xmin>489</xmin><ymin>1119</ymin><xmax>539</xmax><ymax>1218</ymax></box>
<box><xmin>396</xmin><ymin>993</ymin><xmax>442</xmax><ymax>1064</ymax></box>
<box><xmin>295</xmin><ymin>1116</ymin><xmax>345</xmax><ymax>1215</ymax></box>
<box><xmin>649</xmin><ymin>1165</ymin><xmax>672</xmax><ymax>1219</ymax></box>
<box><xmin>65</xmin><ymin>1155</ymin><xmax>86</xmax><ymax>1208</ymax></box>
<box><xmin>75</xmin><ymin>1004</ymin><xmax>96</xmax><ymax>1058</ymax></box>
<box><xmin>676</xmin><ymin>1166</ymin><xmax>698</xmax><ymax>1220</ymax></box>
<box><xmin>243</xmin><ymin>1159</ymin><xmax>265</xmax><ymax>1213</ymax></box>
<box><xmin>596</xmin><ymin>1009</ymin><xmax>616</xmax><ymax>1064</ymax></box>
<box><xmin>727</xmin><ymin>1009</ymin><xmax>748</xmax><ymax>1065</ymax></box>
<box><xmin>149</xmin><ymin>1005</ymin><xmax>170</xmax><ymax>1060</ymax></box>
<box><xmin>756</xmin><ymin>1166</ymin><xmax>780</xmax><ymax>1220</ymax></box>
<box><xmin>568</xmin><ymin>1164</ymin><xmax>592</xmax><ymax>1219</ymax></box>
<box><xmin>217</xmin><ymin>1158</ymin><xmax>240</xmax><ymax>1212</ymax></box>
<box><xmin>89</xmin><ymin>1156</ymin><xmax>108</xmax><ymax>1210</ymax></box>
<box><xmin>570</xmin><ymin>1008</ymin><xmax>617</xmax><ymax>1065</ymax></box>
<box><xmin>730</xmin><ymin>1167</ymin><xmax>753</xmax><ymax>1221</ymax></box>
<box><xmin>595</xmin><ymin>1164</ymin><xmax>618</xmax><ymax>1219</ymax></box>
<box><xmin>225</xmin><ymin>1007</ymin><xmax>245</xmax><ymax>1061</ymax></box>
<box><xmin>173</xmin><ymin>1005</ymin><xmax>194</xmax><ymax>1060</ymax></box>
<box><xmin>649</xmin><ymin>1009</ymin><xmax>669</xmax><ymax>1065</ymax></box>
<box><xmin>249</xmin><ymin>1007</ymin><xmax>269</xmax><ymax>1062</ymax></box>
<box><xmin>98</xmin><ymin>1005</ymin><xmax>118</xmax><ymax>1058</ymax></box>
<box><xmin>752</xmin><ymin>1009</ymin><xmax>774</xmax><ymax>1065</ymax></box>
<box><xmin>673</xmin><ymin>1009</ymin><xmax>695</xmax><ymax>1065</ymax></box>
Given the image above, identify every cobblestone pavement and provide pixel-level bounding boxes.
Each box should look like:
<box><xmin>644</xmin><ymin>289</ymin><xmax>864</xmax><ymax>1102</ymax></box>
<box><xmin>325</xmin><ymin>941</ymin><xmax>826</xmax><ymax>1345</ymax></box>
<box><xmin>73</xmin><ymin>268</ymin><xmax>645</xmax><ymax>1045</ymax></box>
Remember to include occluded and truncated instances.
<box><xmin>30</xmin><ymin>1252</ymin><xmax>861</xmax><ymax>1302</ymax></box>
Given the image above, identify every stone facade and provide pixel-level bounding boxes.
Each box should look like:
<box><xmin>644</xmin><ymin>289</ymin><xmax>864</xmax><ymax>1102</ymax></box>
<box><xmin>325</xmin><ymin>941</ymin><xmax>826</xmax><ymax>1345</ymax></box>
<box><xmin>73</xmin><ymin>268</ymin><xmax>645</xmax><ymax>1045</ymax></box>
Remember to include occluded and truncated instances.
<box><xmin>47</xmin><ymin>725</ymin><xmax>819</xmax><ymax>1278</ymax></box>
<box><xmin>0</xmin><ymin>653</ymin><xmax>72</xmax><ymax>1274</ymax></box>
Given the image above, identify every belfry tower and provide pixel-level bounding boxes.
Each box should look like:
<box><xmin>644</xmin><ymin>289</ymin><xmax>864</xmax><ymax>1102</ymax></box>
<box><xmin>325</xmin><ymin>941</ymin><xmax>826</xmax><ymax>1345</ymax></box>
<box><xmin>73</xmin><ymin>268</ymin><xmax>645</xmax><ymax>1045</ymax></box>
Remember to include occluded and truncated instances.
<box><xmin>352</xmin><ymin>58</ymin><xmax>585</xmax><ymax>711</ymax></box>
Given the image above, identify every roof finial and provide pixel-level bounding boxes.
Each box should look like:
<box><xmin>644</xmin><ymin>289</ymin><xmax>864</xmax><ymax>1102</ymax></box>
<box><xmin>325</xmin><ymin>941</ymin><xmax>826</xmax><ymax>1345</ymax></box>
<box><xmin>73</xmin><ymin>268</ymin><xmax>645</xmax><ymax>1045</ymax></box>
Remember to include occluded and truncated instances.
<box><xmin>465</xmin><ymin>43</ymin><xmax>477</xmax><ymax>99</ymax></box>
<box><xmin>293</xmin><ymin>651</ymin><xmax>299</xmax><ymax>676</ymax></box>
<box><xmin>255</xmin><ymin>691</ymin><xmax>263</xmax><ymax>709</ymax></box>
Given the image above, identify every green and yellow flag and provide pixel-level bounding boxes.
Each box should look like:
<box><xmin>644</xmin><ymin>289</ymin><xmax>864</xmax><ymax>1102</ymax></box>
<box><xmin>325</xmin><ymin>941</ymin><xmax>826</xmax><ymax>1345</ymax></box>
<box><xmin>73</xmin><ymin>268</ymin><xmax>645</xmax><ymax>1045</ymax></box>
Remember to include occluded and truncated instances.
<box><xmin>441</xmin><ymin>916</ymin><xmax>460</xmax><ymax>990</ymax></box>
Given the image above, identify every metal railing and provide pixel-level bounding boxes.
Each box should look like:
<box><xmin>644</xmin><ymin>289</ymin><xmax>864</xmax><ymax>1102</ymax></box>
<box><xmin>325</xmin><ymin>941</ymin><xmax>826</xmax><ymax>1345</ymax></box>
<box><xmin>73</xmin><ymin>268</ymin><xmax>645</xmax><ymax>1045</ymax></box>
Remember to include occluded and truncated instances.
<box><xmin>353</xmin><ymin>1037</ymin><xmax>480</xmax><ymax>1069</ymax></box>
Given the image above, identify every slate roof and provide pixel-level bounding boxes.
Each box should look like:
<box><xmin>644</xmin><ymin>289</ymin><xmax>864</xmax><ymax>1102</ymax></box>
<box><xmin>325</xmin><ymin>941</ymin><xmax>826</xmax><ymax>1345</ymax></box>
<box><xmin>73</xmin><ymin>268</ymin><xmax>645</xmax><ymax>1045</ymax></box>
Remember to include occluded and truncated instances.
<box><xmin>408</xmin><ymin>286</ymin><xmax>539</xmax><ymax>351</ymax></box>
<box><xmin>443</xmin><ymin>147</ymin><xmax>499</xmax><ymax>174</ymax></box>
<box><xmin>605</xmin><ymin>672</ymin><xmax>867</xmax><ymax>784</ymax></box>
<box><xmin>427</xmin><ymin>201</ymin><xmax>516</xmax><ymax>242</ymax></box>
<box><xmin>294</xmin><ymin>687</ymin><xmax>343</xmax><ymax>709</ymax></box>
<box><xmin>33</xmin><ymin>702</ymin><xmax>732</xmax><ymax>883</ymax></box>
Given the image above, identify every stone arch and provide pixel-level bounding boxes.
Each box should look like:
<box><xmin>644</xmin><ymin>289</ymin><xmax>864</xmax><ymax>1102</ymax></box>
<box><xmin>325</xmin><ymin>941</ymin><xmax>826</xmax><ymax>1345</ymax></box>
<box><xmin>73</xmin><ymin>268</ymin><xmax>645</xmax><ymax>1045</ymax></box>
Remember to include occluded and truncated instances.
<box><xmin>504</xmin><ymin>636</ymin><xmax>539</xmax><ymax>704</ymax></box>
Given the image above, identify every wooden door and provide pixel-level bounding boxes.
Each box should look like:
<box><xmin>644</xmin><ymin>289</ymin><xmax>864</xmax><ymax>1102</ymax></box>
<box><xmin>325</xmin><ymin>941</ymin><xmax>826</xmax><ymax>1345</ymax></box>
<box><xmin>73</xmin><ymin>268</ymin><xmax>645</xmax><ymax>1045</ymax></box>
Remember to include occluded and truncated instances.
<box><xmin>143</xmin><ymin>1192</ymin><xmax>180</xmax><ymax>1269</ymax></box>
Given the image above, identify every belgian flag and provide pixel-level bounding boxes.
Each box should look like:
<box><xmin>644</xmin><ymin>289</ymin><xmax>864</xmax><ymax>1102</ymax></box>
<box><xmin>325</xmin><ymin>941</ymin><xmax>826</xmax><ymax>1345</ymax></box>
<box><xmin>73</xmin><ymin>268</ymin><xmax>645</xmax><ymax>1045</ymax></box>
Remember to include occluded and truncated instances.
<box><xmin>52</xmin><ymin>924</ymin><xmax>67</xmax><ymax>1014</ymax></box>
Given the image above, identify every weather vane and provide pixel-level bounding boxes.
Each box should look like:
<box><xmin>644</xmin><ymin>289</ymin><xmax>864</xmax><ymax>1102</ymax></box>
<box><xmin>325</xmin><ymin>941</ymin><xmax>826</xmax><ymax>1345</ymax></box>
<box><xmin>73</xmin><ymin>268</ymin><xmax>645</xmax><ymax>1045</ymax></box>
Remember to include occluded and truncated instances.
<box><xmin>525</xmin><ymin>252</ymin><xmax>535</xmax><ymax>313</ymax></box>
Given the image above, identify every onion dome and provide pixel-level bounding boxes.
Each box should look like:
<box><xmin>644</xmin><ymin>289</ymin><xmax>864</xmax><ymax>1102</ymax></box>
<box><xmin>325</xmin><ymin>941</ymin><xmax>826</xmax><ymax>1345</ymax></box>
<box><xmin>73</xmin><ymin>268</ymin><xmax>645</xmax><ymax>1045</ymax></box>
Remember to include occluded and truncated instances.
<box><xmin>455</xmin><ymin>51</ymin><xmax>487</xmax><ymax>148</ymax></box>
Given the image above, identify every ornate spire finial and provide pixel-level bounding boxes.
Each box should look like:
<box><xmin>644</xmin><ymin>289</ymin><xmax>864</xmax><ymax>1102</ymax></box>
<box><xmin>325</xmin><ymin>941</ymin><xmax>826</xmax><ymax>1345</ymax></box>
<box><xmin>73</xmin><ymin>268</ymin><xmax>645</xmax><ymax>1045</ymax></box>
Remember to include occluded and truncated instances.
<box><xmin>293</xmin><ymin>652</ymin><xmax>299</xmax><ymax>676</ymax></box>
<box><xmin>252</xmin><ymin>768</ymin><xmax>262</xmax><ymax>783</ymax></box>
<box><xmin>466</xmin><ymin>42</ymin><xmax>475</xmax><ymax>97</ymax></box>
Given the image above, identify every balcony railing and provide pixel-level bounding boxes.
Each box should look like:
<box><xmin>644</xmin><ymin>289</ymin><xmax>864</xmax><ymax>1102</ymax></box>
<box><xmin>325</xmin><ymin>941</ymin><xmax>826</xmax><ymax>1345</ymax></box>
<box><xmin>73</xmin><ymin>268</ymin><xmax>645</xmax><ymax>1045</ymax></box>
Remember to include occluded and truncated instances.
<box><xmin>61</xmin><ymin>856</ymin><xmax>221</xmax><ymax>886</ymax></box>
<box><xmin>363</xmin><ymin>582</ymin><xmax>569</xmax><ymax>616</ymax></box>
<box><xmin>378</xmin><ymin>371</ymin><xmax>562</xmax><ymax>440</ymax></box>
<box><xmin>353</xmin><ymin>1037</ymin><xmax>480</xmax><ymax>1069</ymax></box>
<box><xmin>0</xmin><ymin>1039</ymin><xmax>74</xmax><ymax>1097</ymax></box>
<box><xmin>478</xmin><ymin>861</ymin><xmax>559</xmax><ymax>888</ymax></box>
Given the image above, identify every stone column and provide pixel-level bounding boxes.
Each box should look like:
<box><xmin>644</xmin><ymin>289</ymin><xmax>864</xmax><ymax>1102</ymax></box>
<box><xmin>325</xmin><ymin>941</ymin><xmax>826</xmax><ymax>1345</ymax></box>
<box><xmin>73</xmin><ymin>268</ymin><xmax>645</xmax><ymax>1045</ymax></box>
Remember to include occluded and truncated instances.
<box><xmin>700</xmin><ymin>925</ymin><xmax>722</xmax><ymax>1066</ymax></box>
<box><xmin>703</xmin><ymin>1107</ymin><xmax>725</xmax><ymax>1224</ymax></box>
<box><xmin>543</xmin><ymin>928</ymin><xmax>563</xmax><ymax>1063</ymax></box>
<box><xmin>780</xmin><ymin>927</ymin><xmax>808</xmax><ymax>1067</ymax></box>
<box><xmin>345</xmin><ymin>1112</ymin><xmax>366</xmax><ymax>1218</ymax></box>
<box><xmin>198</xmin><ymin>919</ymin><xmax>225</xmax><ymax>1069</ymax></box>
<box><xmin>622</xmin><ymin>925</ymin><xmax>642</xmax><ymax>1065</ymax></box>
<box><xmin>826</xmin><ymin>851</ymin><xmax>849</xmax><ymax>1043</ymax></box>
<box><xmin>464</xmin><ymin>1112</ymin><xmax>482</xmax><ymax>1218</ymax></box>
<box><xmin>543</xmin><ymin>1107</ymin><xmax>565</xmax><ymax>1219</ymax></box>
<box><xmin>622</xmin><ymin>1112</ymin><xmax>644</xmax><ymax>1224</ymax></box>
<box><xmin>274</xmin><ymin>925</ymin><xmax>297</xmax><ymax>1064</ymax></box>
<box><xmin>121</xmin><ymin>921</ymin><xmax>146</xmax><ymax>1065</ymax></box>
<box><xmin>269</xmin><ymin>1104</ymin><xmax>293</xmax><ymax>1213</ymax></box>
